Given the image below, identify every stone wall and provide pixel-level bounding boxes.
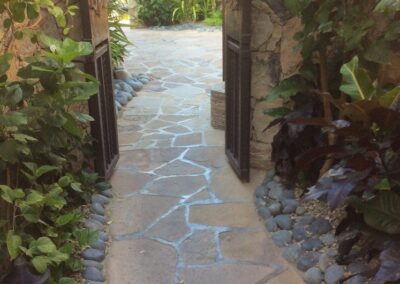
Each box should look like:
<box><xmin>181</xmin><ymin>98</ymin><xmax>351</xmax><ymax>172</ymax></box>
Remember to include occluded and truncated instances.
<box><xmin>249</xmin><ymin>0</ymin><xmax>302</xmax><ymax>169</ymax></box>
<box><xmin>0</xmin><ymin>3</ymin><xmax>83</xmax><ymax>79</ymax></box>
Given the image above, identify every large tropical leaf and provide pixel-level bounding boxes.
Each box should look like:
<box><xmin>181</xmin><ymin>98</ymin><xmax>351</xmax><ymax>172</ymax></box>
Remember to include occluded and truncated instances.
<box><xmin>353</xmin><ymin>191</ymin><xmax>400</xmax><ymax>235</ymax></box>
<box><xmin>340</xmin><ymin>56</ymin><xmax>375</xmax><ymax>101</ymax></box>
<box><xmin>374</xmin><ymin>0</ymin><xmax>400</xmax><ymax>13</ymax></box>
<box><xmin>266</xmin><ymin>75</ymin><xmax>309</xmax><ymax>102</ymax></box>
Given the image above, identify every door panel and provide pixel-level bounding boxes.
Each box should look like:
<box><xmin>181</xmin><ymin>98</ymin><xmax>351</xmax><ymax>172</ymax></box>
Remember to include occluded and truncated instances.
<box><xmin>81</xmin><ymin>0</ymin><xmax>119</xmax><ymax>180</ymax></box>
<box><xmin>223</xmin><ymin>0</ymin><xmax>252</xmax><ymax>182</ymax></box>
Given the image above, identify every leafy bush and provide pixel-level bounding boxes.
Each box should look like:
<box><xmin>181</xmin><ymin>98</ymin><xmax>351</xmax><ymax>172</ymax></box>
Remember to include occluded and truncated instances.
<box><xmin>108</xmin><ymin>0</ymin><xmax>131</xmax><ymax>66</ymax></box>
<box><xmin>266</xmin><ymin>0</ymin><xmax>400</xmax><ymax>282</ymax></box>
<box><xmin>0</xmin><ymin>1</ymin><xmax>107</xmax><ymax>282</ymax></box>
<box><xmin>203</xmin><ymin>10</ymin><xmax>222</xmax><ymax>26</ymax></box>
<box><xmin>137</xmin><ymin>0</ymin><xmax>178</xmax><ymax>26</ymax></box>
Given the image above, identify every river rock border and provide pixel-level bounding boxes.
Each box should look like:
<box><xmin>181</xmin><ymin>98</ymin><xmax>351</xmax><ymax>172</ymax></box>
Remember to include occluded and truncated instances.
<box><xmin>113</xmin><ymin>68</ymin><xmax>151</xmax><ymax>112</ymax></box>
<box><xmin>80</xmin><ymin>188</ymin><xmax>113</xmax><ymax>284</ymax></box>
<box><xmin>255</xmin><ymin>171</ymin><xmax>367</xmax><ymax>284</ymax></box>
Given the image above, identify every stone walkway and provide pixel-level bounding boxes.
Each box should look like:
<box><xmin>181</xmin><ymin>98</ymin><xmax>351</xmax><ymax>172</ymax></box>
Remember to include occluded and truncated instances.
<box><xmin>106</xmin><ymin>27</ymin><xmax>303</xmax><ymax>284</ymax></box>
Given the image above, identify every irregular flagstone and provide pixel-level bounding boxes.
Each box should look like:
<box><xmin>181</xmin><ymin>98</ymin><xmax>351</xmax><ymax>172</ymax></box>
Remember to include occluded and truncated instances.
<box><xmin>146</xmin><ymin>175</ymin><xmax>207</xmax><ymax>197</ymax></box>
<box><xmin>107</xmin><ymin>239</ymin><xmax>177</xmax><ymax>284</ymax></box>
<box><xmin>180</xmin><ymin>263</ymin><xmax>276</xmax><ymax>284</ymax></box>
<box><xmin>179</xmin><ymin>230</ymin><xmax>217</xmax><ymax>265</ymax></box>
<box><xmin>220</xmin><ymin>231</ymin><xmax>287</xmax><ymax>266</ymax></box>
<box><xmin>118</xmin><ymin>131</ymin><xmax>143</xmax><ymax>145</ymax></box>
<box><xmin>190</xmin><ymin>203</ymin><xmax>263</xmax><ymax>228</ymax></box>
<box><xmin>145</xmin><ymin>119</ymin><xmax>174</xmax><ymax>130</ymax></box>
<box><xmin>164</xmin><ymin>85</ymin><xmax>205</xmax><ymax>97</ymax></box>
<box><xmin>110</xmin><ymin>170</ymin><xmax>156</xmax><ymax>197</ymax></box>
<box><xmin>145</xmin><ymin>207</ymin><xmax>189</xmax><ymax>242</ymax></box>
<box><xmin>159</xmin><ymin>114</ymin><xmax>196</xmax><ymax>122</ymax></box>
<box><xmin>185</xmin><ymin>189</ymin><xmax>211</xmax><ymax>203</ymax></box>
<box><xmin>210</xmin><ymin>167</ymin><xmax>265</xmax><ymax>202</ymax></box>
<box><xmin>110</xmin><ymin>194</ymin><xmax>180</xmax><ymax>236</ymax></box>
<box><xmin>154</xmin><ymin>160</ymin><xmax>205</xmax><ymax>176</ymax></box>
<box><xmin>204</xmin><ymin>129</ymin><xmax>225</xmax><ymax>146</ymax></box>
<box><xmin>174</xmin><ymin>132</ymin><xmax>203</xmax><ymax>147</ymax></box>
<box><xmin>117</xmin><ymin>148</ymin><xmax>185</xmax><ymax>171</ymax></box>
<box><xmin>182</xmin><ymin>141</ymin><xmax>221</xmax><ymax>158</ymax></box>
<box><xmin>164</xmin><ymin>125</ymin><xmax>192</xmax><ymax>134</ymax></box>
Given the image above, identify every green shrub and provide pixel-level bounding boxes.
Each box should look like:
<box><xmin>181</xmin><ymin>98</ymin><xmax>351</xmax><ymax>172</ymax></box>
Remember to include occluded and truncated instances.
<box><xmin>137</xmin><ymin>0</ymin><xmax>178</xmax><ymax>26</ymax></box>
<box><xmin>203</xmin><ymin>10</ymin><xmax>222</xmax><ymax>26</ymax></box>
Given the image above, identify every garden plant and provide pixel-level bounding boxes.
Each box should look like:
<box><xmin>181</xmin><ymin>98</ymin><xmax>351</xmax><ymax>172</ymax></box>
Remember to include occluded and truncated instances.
<box><xmin>266</xmin><ymin>0</ymin><xmax>400</xmax><ymax>282</ymax></box>
<box><xmin>0</xmin><ymin>1</ymin><xmax>108</xmax><ymax>282</ymax></box>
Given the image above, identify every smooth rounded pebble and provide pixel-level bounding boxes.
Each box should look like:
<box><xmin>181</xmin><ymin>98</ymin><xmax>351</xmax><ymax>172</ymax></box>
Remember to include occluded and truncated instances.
<box><xmin>302</xmin><ymin>238</ymin><xmax>323</xmax><ymax>251</ymax></box>
<box><xmin>82</xmin><ymin>260</ymin><xmax>103</xmax><ymax>269</ymax></box>
<box><xmin>83</xmin><ymin>267</ymin><xmax>104</xmax><ymax>282</ymax></box>
<box><xmin>268</xmin><ymin>202</ymin><xmax>282</xmax><ymax>216</ymax></box>
<box><xmin>318</xmin><ymin>253</ymin><xmax>330</xmax><ymax>272</ymax></box>
<box><xmin>272</xmin><ymin>230</ymin><xmax>292</xmax><ymax>247</ymax></box>
<box><xmin>91</xmin><ymin>239</ymin><xmax>106</xmax><ymax>251</ymax></box>
<box><xmin>325</xmin><ymin>264</ymin><xmax>344</xmax><ymax>284</ymax></box>
<box><xmin>258</xmin><ymin>207</ymin><xmax>271</xmax><ymax>219</ymax></box>
<box><xmin>85</xmin><ymin>219</ymin><xmax>103</xmax><ymax>231</ymax></box>
<box><xmin>265</xmin><ymin>218</ymin><xmax>278</xmax><ymax>232</ymax></box>
<box><xmin>304</xmin><ymin>267</ymin><xmax>323</xmax><ymax>284</ymax></box>
<box><xmin>296</xmin><ymin>252</ymin><xmax>321</xmax><ymax>272</ymax></box>
<box><xmin>282</xmin><ymin>244</ymin><xmax>302</xmax><ymax>263</ymax></box>
<box><xmin>100</xmin><ymin>189</ymin><xmax>113</xmax><ymax>198</ymax></box>
<box><xmin>293</xmin><ymin>225</ymin><xmax>308</xmax><ymax>241</ymax></box>
<box><xmin>274</xmin><ymin>214</ymin><xmax>293</xmax><ymax>230</ymax></box>
<box><xmin>92</xmin><ymin>203</ymin><xmax>105</xmax><ymax>215</ymax></box>
<box><xmin>309</xmin><ymin>218</ymin><xmax>332</xmax><ymax>235</ymax></box>
<box><xmin>90</xmin><ymin>214</ymin><xmax>106</xmax><ymax>224</ymax></box>
<box><xmin>81</xmin><ymin>249</ymin><xmax>105</xmax><ymax>262</ymax></box>
<box><xmin>92</xmin><ymin>194</ymin><xmax>110</xmax><ymax>205</ymax></box>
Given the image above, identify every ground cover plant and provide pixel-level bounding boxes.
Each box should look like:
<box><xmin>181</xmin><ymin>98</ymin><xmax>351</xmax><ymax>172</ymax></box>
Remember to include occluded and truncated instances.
<box><xmin>266</xmin><ymin>0</ymin><xmax>400</xmax><ymax>282</ymax></box>
<box><xmin>0</xmin><ymin>1</ymin><xmax>107</xmax><ymax>282</ymax></box>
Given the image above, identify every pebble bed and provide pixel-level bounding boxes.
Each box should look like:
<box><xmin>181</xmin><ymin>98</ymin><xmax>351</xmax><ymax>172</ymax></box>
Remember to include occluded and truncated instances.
<box><xmin>150</xmin><ymin>23</ymin><xmax>222</xmax><ymax>32</ymax></box>
<box><xmin>255</xmin><ymin>170</ymin><xmax>369</xmax><ymax>284</ymax></box>
<box><xmin>113</xmin><ymin>69</ymin><xmax>151</xmax><ymax>112</ymax></box>
<box><xmin>80</xmin><ymin>188</ymin><xmax>113</xmax><ymax>284</ymax></box>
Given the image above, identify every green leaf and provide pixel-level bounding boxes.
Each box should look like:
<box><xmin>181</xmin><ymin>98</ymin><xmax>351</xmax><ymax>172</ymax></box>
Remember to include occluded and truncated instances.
<box><xmin>73</xmin><ymin>229</ymin><xmax>99</xmax><ymax>247</ymax></box>
<box><xmin>35</xmin><ymin>165</ymin><xmax>58</xmax><ymax>178</ymax></box>
<box><xmin>3</xmin><ymin>18</ymin><xmax>12</xmax><ymax>29</ymax></box>
<box><xmin>339</xmin><ymin>56</ymin><xmax>375</xmax><ymax>101</ymax></box>
<box><xmin>45</xmin><ymin>185</ymin><xmax>66</xmax><ymax>210</ymax></box>
<box><xmin>58</xmin><ymin>176</ymin><xmax>72</xmax><ymax>188</ymax></box>
<box><xmin>353</xmin><ymin>191</ymin><xmax>400</xmax><ymax>235</ymax></box>
<box><xmin>32</xmin><ymin>256</ymin><xmax>51</xmax><ymax>273</ymax></box>
<box><xmin>0</xmin><ymin>185</ymin><xmax>25</xmax><ymax>203</ymax></box>
<box><xmin>364</xmin><ymin>40</ymin><xmax>391</xmax><ymax>64</ymax></box>
<box><xmin>379</xmin><ymin>86</ymin><xmax>400</xmax><ymax>107</ymax></box>
<box><xmin>374</xmin><ymin>178</ymin><xmax>391</xmax><ymax>190</ymax></box>
<box><xmin>6</xmin><ymin>231</ymin><xmax>22</xmax><ymax>260</ymax></box>
<box><xmin>266</xmin><ymin>76</ymin><xmax>309</xmax><ymax>102</ymax></box>
<box><xmin>264</xmin><ymin>107</ymin><xmax>291</xmax><ymax>118</ymax></box>
<box><xmin>19</xmin><ymin>203</ymin><xmax>40</xmax><ymax>223</ymax></box>
<box><xmin>55</xmin><ymin>213</ymin><xmax>76</xmax><ymax>226</ymax></box>
<box><xmin>26</xmin><ymin>191</ymin><xmax>44</xmax><ymax>205</ymax></box>
<box><xmin>59</xmin><ymin>277</ymin><xmax>75</xmax><ymax>284</ymax></box>
<box><xmin>35</xmin><ymin>237</ymin><xmax>57</xmax><ymax>254</ymax></box>
<box><xmin>70</xmin><ymin>182</ymin><xmax>83</xmax><ymax>193</ymax></box>
<box><xmin>63</xmin><ymin>113</ymin><xmax>82</xmax><ymax>137</ymax></box>
<box><xmin>12</xmin><ymin>134</ymin><xmax>37</xmax><ymax>144</ymax></box>
<box><xmin>27</xmin><ymin>4</ymin><xmax>40</xmax><ymax>20</ymax></box>
<box><xmin>71</xmin><ymin>111</ymin><xmax>94</xmax><ymax>123</ymax></box>
<box><xmin>375</xmin><ymin>0</ymin><xmax>400</xmax><ymax>13</ymax></box>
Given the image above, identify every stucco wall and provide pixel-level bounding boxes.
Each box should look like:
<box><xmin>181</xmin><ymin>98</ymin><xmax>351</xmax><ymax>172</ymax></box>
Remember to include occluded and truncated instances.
<box><xmin>250</xmin><ymin>0</ymin><xmax>302</xmax><ymax>169</ymax></box>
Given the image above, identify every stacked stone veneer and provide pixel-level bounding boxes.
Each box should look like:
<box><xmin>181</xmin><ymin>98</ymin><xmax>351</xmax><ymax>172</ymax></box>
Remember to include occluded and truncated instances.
<box><xmin>250</xmin><ymin>0</ymin><xmax>302</xmax><ymax>169</ymax></box>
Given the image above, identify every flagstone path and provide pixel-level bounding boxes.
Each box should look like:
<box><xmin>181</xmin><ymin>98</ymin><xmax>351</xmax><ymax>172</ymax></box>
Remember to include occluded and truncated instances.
<box><xmin>106</xmin><ymin>27</ymin><xmax>303</xmax><ymax>284</ymax></box>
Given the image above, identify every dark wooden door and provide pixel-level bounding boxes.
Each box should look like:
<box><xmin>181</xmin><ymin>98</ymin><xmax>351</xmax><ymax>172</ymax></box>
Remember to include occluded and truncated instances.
<box><xmin>223</xmin><ymin>0</ymin><xmax>252</xmax><ymax>182</ymax></box>
<box><xmin>81</xmin><ymin>0</ymin><xmax>119</xmax><ymax>180</ymax></box>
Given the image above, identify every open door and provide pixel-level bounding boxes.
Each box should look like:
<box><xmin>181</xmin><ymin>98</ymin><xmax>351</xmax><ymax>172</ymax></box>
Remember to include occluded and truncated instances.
<box><xmin>223</xmin><ymin>0</ymin><xmax>252</xmax><ymax>182</ymax></box>
<box><xmin>81</xmin><ymin>0</ymin><xmax>119</xmax><ymax>180</ymax></box>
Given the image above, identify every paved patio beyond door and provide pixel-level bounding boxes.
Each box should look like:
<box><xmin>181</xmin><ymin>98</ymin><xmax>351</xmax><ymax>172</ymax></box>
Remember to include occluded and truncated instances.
<box><xmin>106</xmin><ymin>27</ymin><xmax>303</xmax><ymax>284</ymax></box>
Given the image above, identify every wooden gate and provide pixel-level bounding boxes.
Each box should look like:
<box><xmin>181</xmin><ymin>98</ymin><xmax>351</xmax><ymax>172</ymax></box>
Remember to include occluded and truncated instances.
<box><xmin>223</xmin><ymin>0</ymin><xmax>252</xmax><ymax>182</ymax></box>
<box><xmin>81</xmin><ymin>0</ymin><xmax>119</xmax><ymax>180</ymax></box>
